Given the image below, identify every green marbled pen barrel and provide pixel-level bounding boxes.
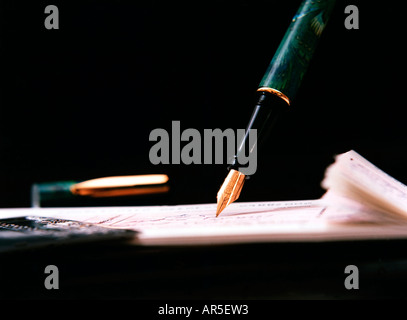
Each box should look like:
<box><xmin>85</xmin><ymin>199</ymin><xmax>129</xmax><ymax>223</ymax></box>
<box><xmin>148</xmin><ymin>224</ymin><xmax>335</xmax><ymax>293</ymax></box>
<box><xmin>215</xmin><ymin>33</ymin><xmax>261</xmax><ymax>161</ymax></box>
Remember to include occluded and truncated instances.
<box><xmin>217</xmin><ymin>0</ymin><xmax>336</xmax><ymax>216</ymax></box>
<box><xmin>258</xmin><ymin>0</ymin><xmax>336</xmax><ymax>102</ymax></box>
<box><xmin>229</xmin><ymin>0</ymin><xmax>336</xmax><ymax>173</ymax></box>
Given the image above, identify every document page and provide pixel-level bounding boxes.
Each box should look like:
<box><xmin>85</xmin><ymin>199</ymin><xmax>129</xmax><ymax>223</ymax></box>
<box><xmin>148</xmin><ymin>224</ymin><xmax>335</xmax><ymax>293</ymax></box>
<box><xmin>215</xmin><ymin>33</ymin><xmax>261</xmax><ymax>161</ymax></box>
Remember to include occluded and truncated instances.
<box><xmin>321</xmin><ymin>150</ymin><xmax>407</xmax><ymax>220</ymax></box>
<box><xmin>3</xmin><ymin>150</ymin><xmax>407</xmax><ymax>246</ymax></box>
<box><xmin>2</xmin><ymin>199</ymin><xmax>407</xmax><ymax>245</ymax></box>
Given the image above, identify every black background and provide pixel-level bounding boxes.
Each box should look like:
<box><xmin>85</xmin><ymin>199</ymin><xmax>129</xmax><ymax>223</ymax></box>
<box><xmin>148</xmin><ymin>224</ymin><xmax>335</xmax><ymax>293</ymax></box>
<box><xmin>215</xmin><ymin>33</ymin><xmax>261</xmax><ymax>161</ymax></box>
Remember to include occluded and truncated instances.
<box><xmin>0</xmin><ymin>0</ymin><xmax>405</xmax><ymax>207</ymax></box>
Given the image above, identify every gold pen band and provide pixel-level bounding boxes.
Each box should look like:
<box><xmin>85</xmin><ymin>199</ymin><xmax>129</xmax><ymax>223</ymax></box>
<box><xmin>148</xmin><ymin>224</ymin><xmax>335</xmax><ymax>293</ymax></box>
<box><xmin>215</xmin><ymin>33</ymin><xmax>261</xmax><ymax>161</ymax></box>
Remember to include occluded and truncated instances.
<box><xmin>257</xmin><ymin>87</ymin><xmax>291</xmax><ymax>106</ymax></box>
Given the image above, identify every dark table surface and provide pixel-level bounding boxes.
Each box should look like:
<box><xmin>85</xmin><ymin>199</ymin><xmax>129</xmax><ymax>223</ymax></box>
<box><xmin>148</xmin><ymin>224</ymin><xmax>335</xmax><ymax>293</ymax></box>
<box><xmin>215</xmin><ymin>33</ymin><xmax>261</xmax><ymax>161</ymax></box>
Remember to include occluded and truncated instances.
<box><xmin>2</xmin><ymin>237</ymin><xmax>407</xmax><ymax>300</ymax></box>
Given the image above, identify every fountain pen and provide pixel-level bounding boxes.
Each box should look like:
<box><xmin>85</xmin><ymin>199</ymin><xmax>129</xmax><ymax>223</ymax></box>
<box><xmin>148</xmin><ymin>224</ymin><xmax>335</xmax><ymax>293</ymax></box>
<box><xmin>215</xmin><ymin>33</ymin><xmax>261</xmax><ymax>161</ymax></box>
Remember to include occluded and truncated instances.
<box><xmin>216</xmin><ymin>0</ymin><xmax>336</xmax><ymax>216</ymax></box>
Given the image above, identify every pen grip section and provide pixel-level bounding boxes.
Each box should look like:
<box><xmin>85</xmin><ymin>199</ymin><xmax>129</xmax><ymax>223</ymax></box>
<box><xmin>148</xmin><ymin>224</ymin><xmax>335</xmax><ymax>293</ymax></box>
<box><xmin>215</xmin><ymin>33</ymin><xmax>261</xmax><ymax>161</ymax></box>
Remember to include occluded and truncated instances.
<box><xmin>228</xmin><ymin>92</ymin><xmax>287</xmax><ymax>176</ymax></box>
<box><xmin>259</xmin><ymin>0</ymin><xmax>335</xmax><ymax>101</ymax></box>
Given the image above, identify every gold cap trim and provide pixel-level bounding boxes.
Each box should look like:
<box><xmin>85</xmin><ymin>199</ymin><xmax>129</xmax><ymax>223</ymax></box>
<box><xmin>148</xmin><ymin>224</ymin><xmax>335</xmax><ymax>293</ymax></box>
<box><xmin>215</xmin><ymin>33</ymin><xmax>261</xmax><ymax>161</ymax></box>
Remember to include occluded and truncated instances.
<box><xmin>70</xmin><ymin>174</ymin><xmax>169</xmax><ymax>197</ymax></box>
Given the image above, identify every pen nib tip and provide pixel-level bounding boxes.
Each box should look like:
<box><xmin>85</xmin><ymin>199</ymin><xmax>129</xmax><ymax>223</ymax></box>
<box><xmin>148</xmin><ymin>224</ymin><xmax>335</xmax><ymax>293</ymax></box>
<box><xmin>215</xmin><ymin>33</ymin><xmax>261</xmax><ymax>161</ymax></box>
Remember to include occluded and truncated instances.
<box><xmin>216</xmin><ymin>169</ymin><xmax>245</xmax><ymax>217</ymax></box>
<box><xmin>215</xmin><ymin>203</ymin><xmax>225</xmax><ymax>217</ymax></box>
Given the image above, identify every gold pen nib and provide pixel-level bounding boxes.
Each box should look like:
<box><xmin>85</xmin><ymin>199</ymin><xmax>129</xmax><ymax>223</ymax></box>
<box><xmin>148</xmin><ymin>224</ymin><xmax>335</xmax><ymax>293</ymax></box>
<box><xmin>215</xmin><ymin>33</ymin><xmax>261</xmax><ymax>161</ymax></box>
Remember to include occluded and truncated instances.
<box><xmin>216</xmin><ymin>169</ymin><xmax>246</xmax><ymax>217</ymax></box>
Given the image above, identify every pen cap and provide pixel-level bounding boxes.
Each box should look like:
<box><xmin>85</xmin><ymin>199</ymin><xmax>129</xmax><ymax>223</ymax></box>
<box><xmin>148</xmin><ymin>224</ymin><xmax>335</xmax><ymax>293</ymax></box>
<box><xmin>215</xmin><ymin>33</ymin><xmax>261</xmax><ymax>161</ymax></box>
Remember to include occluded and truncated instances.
<box><xmin>31</xmin><ymin>175</ymin><xmax>170</xmax><ymax>207</ymax></box>
<box><xmin>31</xmin><ymin>181</ymin><xmax>78</xmax><ymax>207</ymax></box>
<box><xmin>258</xmin><ymin>0</ymin><xmax>336</xmax><ymax>102</ymax></box>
